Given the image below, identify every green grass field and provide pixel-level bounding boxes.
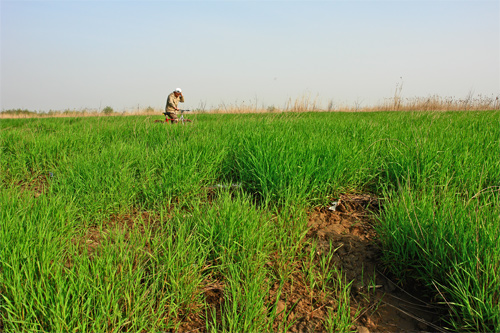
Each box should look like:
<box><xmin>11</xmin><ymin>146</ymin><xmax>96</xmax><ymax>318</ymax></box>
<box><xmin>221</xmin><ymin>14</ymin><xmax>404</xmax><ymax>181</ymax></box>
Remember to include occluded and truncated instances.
<box><xmin>1</xmin><ymin>111</ymin><xmax>499</xmax><ymax>332</ymax></box>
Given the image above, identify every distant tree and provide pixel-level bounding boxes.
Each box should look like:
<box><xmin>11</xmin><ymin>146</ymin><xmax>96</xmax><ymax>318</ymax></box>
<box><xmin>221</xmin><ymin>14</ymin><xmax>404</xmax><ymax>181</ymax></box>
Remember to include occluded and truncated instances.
<box><xmin>267</xmin><ymin>105</ymin><xmax>277</xmax><ymax>112</ymax></box>
<box><xmin>0</xmin><ymin>109</ymin><xmax>35</xmax><ymax>116</ymax></box>
<box><xmin>102</xmin><ymin>106</ymin><xmax>114</xmax><ymax>115</ymax></box>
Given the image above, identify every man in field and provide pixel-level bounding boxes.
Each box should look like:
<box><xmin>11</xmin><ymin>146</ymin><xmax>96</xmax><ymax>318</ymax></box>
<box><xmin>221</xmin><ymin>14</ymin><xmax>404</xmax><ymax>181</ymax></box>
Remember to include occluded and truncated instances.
<box><xmin>163</xmin><ymin>88</ymin><xmax>185</xmax><ymax>123</ymax></box>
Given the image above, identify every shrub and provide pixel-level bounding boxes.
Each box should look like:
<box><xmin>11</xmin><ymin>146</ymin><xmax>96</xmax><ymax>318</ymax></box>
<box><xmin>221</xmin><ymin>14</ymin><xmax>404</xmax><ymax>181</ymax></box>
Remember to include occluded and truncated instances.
<box><xmin>102</xmin><ymin>106</ymin><xmax>114</xmax><ymax>115</ymax></box>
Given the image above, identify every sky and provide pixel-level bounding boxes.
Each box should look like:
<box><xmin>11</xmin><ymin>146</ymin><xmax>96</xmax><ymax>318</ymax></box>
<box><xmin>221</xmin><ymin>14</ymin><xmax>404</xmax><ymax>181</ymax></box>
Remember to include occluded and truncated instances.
<box><xmin>1</xmin><ymin>0</ymin><xmax>499</xmax><ymax>112</ymax></box>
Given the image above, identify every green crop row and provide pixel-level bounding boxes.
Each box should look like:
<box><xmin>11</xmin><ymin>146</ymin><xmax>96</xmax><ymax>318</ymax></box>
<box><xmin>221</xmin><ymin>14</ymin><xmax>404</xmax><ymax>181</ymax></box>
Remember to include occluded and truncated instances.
<box><xmin>1</xmin><ymin>110</ymin><xmax>499</xmax><ymax>331</ymax></box>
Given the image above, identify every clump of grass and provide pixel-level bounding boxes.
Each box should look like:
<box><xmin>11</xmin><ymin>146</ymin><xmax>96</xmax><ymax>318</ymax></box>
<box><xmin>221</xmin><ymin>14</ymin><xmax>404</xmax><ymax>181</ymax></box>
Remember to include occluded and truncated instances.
<box><xmin>378</xmin><ymin>187</ymin><xmax>500</xmax><ymax>332</ymax></box>
<box><xmin>283</xmin><ymin>93</ymin><xmax>321</xmax><ymax>112</ymax></box>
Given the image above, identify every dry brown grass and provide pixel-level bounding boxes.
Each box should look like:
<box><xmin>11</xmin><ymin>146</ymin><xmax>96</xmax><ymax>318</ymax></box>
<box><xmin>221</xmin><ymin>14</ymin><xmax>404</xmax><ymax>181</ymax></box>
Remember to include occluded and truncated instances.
<box><xmin>380</xmin><ymin>94</ymin><xmax>500</xmax><ymax>112</ymax></box>
<box><xmin>0</xmin><ymin>108</ymin><xmax>160</xmax><ymax>119</ymax></box>
<box><xmin>2</xmin><ymin>93</ymin><xmax>498</xmax><ymax>119</ymax></box>
<box><xmin>194</xmin><ymin>93</ymin><xmax>499</xmax><ymax>113</ymax></box>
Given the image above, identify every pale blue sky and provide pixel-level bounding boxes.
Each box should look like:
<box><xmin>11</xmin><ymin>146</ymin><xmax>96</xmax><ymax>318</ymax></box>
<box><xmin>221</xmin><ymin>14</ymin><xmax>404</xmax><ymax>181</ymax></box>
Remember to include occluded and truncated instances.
<box><xmin>1</xmin><ymin>0</ymin><xmax>499</xmax><ymax>111</ymax></box>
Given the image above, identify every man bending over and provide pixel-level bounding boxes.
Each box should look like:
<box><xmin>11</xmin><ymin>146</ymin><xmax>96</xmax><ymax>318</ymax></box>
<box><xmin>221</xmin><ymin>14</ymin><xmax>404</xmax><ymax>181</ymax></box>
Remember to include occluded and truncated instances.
<box><xmin>164</xmin><ymin>88</ymin><xmax>184</xmax><ymax>123</ymax></box>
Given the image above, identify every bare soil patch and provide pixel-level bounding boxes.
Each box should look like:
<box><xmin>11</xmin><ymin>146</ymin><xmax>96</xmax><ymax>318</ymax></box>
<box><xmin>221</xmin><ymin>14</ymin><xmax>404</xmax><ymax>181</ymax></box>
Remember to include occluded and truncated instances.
<box><xmin>16</xmin><ymin>173</ymin><xmax>50</xmax><ymax>198</ymax></box>
<box><xmin>306</xmin><ymin>194</ymin><xmax>445</xmax><ymax>332</ymax></box>
<box><xmin>71</xmin><ymin>209</ymin><xmax>162</xmax><ymax>257</ymax></box>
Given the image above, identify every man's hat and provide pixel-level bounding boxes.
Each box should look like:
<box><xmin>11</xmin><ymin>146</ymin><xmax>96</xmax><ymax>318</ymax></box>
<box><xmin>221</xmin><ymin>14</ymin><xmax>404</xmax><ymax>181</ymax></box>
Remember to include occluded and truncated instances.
<box><xmin>174</xmin><ymin>88</ymin><xmax>182</xmax><ymax>93</ymax></box>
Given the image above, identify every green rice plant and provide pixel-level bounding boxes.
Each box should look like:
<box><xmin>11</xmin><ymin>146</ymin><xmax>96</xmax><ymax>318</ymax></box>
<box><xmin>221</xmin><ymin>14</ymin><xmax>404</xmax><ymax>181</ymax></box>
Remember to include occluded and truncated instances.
<box><xmin>316</xmin><ymin>241</ymin><xmax>343</xmax><ymax>296</ymax></box>
<box><xmin>219</xmin><ymin>262</ymin><xmax>270</xmax><ymax>332</ymax></box>
<box><xmin>264</xmin><ymin>281</ymin><xmax>298</xmax><ymax>332</ymax></box>
<box><xmin>299</xmin><ymin>240</ymin><xmax>320</xmax><ymax>298</ymax></box>
<box><xmin>378</xmin><ymin>187</ymin><xmax>500</xmax><ymax>331</ymax></box>
<box><xmin>178</xmin><ymin>192</ymin><xmax>275</xmax><ymax>332</ymax></box>
<box><xmin>369</xmin><ymin>111</ymin><xmax>499</xmax><ymax>331</ymax></box>
<box><xmin>324</xmin><ymin>268</ymin><xmax>358</xmax><ymax>333</ymax></box>
<box><xmin>0</xmin><ymin>191</ymin><xmax>77</xmax><ymax>331</ymax></box>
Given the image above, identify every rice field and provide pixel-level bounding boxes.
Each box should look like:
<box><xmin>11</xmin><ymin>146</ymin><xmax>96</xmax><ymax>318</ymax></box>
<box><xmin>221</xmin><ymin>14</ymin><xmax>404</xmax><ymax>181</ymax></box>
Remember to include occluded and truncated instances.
<box><xmin>1</xmin><ymin>110</ymin><xmax>499</xmax><ymax>332</ymax></box>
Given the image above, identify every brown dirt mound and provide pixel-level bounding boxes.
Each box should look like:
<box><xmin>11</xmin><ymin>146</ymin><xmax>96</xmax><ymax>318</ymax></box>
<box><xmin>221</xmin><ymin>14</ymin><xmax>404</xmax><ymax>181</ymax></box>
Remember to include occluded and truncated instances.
<box><xmin>307</xmin><ymin>194</ymin><xmax>380</xmax><ymax>284</ymax></box>
<box><xmin>306</xmin><ymin>194</ymin><xmax>445</xmax><ymax>333</ymax></box>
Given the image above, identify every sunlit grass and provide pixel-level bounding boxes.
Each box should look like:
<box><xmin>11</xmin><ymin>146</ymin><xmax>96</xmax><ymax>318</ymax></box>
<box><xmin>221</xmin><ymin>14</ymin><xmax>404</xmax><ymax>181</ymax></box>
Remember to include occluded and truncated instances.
<box><xmin>1</xmin><ymin>110</ymin><xmax>498</xmax><ymax>331</ymax></box>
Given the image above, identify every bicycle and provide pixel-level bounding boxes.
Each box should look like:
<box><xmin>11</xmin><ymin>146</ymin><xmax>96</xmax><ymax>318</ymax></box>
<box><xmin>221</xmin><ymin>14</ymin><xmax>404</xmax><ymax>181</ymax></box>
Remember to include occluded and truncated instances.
<box><xmin>177</xmin><ymin>109</ymin><xmax>192</xmax><ymax>124</ymax></box>
<box><xmin>156</xmin><ymin>109</ymin><xmax>192</xmax><ymax>124</ymax></box>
